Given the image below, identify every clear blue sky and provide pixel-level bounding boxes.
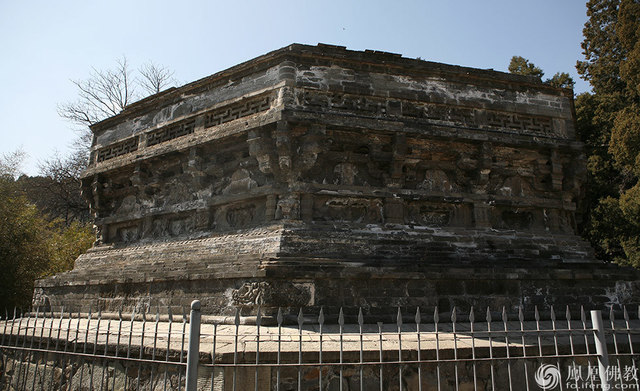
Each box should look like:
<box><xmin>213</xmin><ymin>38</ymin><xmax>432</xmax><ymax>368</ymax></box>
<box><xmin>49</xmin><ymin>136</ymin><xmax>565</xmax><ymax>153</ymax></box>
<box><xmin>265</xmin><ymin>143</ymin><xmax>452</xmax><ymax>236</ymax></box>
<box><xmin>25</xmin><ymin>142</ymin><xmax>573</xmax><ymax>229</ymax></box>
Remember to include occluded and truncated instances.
<box><xmin>0</xmin><ymin>0</ymin><xmax>591</xmax><ymax>175</ymax></box>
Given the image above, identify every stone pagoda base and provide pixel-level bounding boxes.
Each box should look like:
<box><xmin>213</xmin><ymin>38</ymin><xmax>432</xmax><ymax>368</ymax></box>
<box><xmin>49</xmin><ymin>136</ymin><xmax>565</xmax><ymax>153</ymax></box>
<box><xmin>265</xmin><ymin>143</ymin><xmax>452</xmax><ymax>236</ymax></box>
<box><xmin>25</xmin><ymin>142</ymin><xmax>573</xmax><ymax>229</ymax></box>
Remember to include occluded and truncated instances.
<box><xmin>35</xmin><ymin>222</ymin><xmax>640</xmax><ymax>320</ymax></box>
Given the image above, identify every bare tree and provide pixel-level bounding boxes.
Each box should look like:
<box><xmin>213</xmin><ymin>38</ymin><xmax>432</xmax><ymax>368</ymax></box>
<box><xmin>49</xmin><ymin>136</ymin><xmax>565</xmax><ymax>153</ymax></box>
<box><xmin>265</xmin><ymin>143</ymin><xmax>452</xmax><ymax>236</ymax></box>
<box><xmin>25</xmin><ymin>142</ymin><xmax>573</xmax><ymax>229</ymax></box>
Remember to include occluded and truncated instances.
<box><xmin>30</xmin><ymin>151</ymin><xmax>90</xmax><ymax>224</ymax></box>
<box><xmin>139</xmin><ymin>61</ymin><xmax>176</xmax><ymax>95</ymax></box>
<box><xmin>58</xmin><ymin>56</ymin><xmax>135</xmax><ymax>127</ymax></box>
<box><xmin>0</xmin><ymin>149</ymin><xmax>26</xmax><ymax>179</ymax></box>
<box><xmin>58</xmin><ymin>57</ymin><xmax>176</xmax><ymax>128</ymax></box>
<box><xmin>48</xmin><ymin>57</ymin><xmax>177</xmax><ymax>225</ymax></box>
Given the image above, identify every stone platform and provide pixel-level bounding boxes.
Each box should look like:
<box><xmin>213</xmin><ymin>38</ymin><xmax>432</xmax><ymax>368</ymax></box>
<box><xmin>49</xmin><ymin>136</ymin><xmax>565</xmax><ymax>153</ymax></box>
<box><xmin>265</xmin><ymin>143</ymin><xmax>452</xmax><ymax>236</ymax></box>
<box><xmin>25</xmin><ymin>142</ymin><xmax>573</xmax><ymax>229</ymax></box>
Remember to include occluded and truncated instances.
<box><xmin>35</xmin><ymin>223</ymin><xmax>639</xmax><ymax>319</ymax></box>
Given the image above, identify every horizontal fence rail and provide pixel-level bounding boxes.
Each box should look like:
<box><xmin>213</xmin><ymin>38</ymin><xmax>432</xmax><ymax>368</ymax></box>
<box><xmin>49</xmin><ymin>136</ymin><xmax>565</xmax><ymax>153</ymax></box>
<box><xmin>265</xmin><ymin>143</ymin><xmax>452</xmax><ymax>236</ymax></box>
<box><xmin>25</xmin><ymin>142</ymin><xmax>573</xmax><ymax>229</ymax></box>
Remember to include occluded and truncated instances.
<box><xmin>1</xmin><ymin>303</ymin><xmax>639</xmax><ymax>391</ymax></box>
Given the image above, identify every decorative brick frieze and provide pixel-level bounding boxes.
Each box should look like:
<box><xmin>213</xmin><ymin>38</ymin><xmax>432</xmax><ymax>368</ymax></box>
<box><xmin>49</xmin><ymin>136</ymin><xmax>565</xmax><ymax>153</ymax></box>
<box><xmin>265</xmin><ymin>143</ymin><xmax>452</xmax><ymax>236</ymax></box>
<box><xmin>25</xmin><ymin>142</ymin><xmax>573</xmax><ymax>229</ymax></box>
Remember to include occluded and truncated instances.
<box><xmin>146</xmin><ymin>118</ymin><xmax>196</xmax><ymax>147</ymax></box>
<box><xmin>96</xmin><ymin>136</ymin><xmax>139</xmax><ymax>163</ymax></box>
<box><xmin>204</xmin><ymin>94</ymin><xmax>272</xmax><ymax>128</ymax></box>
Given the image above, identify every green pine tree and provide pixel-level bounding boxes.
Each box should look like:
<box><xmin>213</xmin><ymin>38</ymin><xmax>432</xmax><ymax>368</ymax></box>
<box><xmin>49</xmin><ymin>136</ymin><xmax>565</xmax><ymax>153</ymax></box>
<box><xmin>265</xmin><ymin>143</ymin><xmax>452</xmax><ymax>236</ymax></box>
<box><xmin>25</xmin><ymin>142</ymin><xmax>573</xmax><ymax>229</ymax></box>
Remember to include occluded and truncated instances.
<box><xmin>576</xmin><ymin>0</ymin><xmax>640</xmax><ymax>267</ymax></box>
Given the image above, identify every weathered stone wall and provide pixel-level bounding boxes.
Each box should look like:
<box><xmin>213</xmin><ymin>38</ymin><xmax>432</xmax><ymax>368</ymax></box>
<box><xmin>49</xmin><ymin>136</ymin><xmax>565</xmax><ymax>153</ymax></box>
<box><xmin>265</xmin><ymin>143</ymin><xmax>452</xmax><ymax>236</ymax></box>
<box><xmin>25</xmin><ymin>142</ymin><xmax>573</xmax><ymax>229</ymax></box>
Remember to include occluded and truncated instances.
<box><xmin>79</xmin><ymin>43</ymin><xmax>583</xmax><ymax>247</ymax></box>
<box><xmin>35</xmin><ymin>43</ymin><xmax>640</xmax><ymax>316</ymax></box>
<box><xmin>34</xmin><ymin>252</ymin><xmax>640</xmax><ymax>321</ymax></box>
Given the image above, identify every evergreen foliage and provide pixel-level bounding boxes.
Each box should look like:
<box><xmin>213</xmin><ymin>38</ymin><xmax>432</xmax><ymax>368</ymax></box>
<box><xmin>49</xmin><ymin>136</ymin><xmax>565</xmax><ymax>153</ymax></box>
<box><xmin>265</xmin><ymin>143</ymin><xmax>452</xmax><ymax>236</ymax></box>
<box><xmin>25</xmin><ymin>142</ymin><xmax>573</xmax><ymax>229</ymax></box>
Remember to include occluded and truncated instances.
<box><xmin>509</xmin><ymin>0</ymin><xmax>640</xmax><ymax>267</ymax></box>
<box><xmin>577</xmin><ymin>0</ymin><xmax>640</xmax><ymax>267</ymax></box>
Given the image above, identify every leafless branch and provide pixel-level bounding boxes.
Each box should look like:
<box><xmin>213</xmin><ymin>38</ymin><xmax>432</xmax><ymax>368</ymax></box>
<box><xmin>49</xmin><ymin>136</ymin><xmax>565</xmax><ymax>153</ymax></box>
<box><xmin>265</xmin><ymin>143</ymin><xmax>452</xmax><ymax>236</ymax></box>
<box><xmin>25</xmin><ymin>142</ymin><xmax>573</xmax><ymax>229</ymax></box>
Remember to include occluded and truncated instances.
<box><xmin>36</xmin><ymin>150</ymin><xmax>90</xmax><ymax>224</ymax></box>
<box><xmin>138</xmin><ymin>61</ymin><xmax>176</xmax><ymax>95</ymax></box>
<box><xmin>0</xmin><ymin>149</ymin><xmax>27</xmax><ymax>179</ymax></box>
<box><xmin>59</xmin><ymin>56</ymin><xmax>175</xmax><ymax>128</ymax></box>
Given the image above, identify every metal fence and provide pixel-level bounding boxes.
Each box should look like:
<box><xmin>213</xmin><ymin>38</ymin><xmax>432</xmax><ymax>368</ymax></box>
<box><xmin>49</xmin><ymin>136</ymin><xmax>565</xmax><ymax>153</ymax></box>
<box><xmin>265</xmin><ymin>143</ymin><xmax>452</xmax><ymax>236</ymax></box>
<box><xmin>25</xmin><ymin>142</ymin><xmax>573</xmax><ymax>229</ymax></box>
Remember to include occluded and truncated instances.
<box><xmin>1</xmin><ymin>303</ymin><xmax>639</xmax><ymax>391</ymax></box>
<box><xmin>0</xmin><ymin>307</ymin><xmax>188</xmax><ymax>391</ymax></box>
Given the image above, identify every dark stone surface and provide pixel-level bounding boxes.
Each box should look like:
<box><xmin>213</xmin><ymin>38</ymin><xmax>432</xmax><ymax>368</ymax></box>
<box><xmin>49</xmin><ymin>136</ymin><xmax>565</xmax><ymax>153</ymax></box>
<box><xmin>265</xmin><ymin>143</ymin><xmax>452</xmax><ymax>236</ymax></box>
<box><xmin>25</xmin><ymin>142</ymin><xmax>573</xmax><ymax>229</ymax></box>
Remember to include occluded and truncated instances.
<box><xmin>35</xmin><ymin>43</ymin><xmax>640</xmax><ymax>316</ymax></box>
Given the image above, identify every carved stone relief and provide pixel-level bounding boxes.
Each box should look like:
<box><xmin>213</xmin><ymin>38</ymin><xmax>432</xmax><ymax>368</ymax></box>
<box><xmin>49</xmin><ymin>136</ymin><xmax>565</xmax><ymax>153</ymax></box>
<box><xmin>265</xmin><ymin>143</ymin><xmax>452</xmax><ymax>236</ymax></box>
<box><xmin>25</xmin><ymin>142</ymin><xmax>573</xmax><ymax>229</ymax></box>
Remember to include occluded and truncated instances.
<box><xmin>169</xmin><ymin>216</ymin><xmax>195</xmax><ymax>236</ymax></box>
<box><xmin>116</xmin><ymin>195</ymin><xmax>141</xmax><ymax>216</ymax></box>
<box><xmin>248</xmin><ymin>123</ymin><xmax>326</xmax><ymax>185</ymax></box>
<box><xmin>497</xmin><ymin>176</ymin><xmax>533</xmax><ymax>197</ymax></box>
<box><xmin>231</xmin><ymin>281</ymin><xmax>313</xmax><ymax>308</ymax></box>
<box><xmin>161</xmin><ymin>181</ymin><xmax>194</xmax><ymax>206</ymax></box>
<box><xmin>313</xmin><ymin>197</ymin><xmax>383</xmax><ymax>223</ymax></box>
<box><xmin>151</xmin><ymin>218</ymin><xmax>168</xmax><ymax>239</ymax></box>
<box><xmin>418</xmin><ymin>169</ymin><xmax>458</xmax><ymax>193</ymax></box>
<box><xmin>232</xmin><ymin>282</ymin><xmax>268</xmax><ymax>306</ymax></box>
<box><xmin>334</xmin><ymin>163</ymin><xmax>358</xmax><ymax>185</ymax></box>
<box><xmin>500</xmin><ymin>210</ymin><xmax>533</xmax><ymax>230</ymax></box>
<box><xmin>212</xmin><ymin>199</ymin><xmax>266</xmax><ymax>231</ymax></box>
<box><xmin>223</xmin><ymin>168</ymin><xmax>258</xmax><ymax>195</ymax></box>
<box><xmin>276</xmin><ymin>195</ymin><xmax>300</xmax><ymax>220</ymax></box>
<box><xmin>226</xmin><ymin>205</ymin><xmax>256</xmax><ymax>228</ymax></box>
<box><xmin>490</xmin><ymin>207</ymin><xmax>538</xmax><ymax>231</ymax></box>
<box><xmin>405</xmin><ymin>202</ymin><xmax>450</xmax><ymax>226</ymax></box>
<box><xmin>31</xmin><ymin>288</ymin><xmax>50</xmax><ymax>310</ymax></box>
<box><xmin>111</xmin><ymin>224</ymin><xmax>140</xmax><ymax>243</ymax></box>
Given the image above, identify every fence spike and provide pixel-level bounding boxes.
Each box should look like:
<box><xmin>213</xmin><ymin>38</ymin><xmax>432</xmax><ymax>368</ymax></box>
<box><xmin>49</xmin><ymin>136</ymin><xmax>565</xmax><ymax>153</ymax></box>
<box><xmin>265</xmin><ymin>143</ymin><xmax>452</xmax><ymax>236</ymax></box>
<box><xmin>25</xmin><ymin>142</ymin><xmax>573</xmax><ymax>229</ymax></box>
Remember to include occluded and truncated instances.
<box><xmin>318</xmin><ymin>307</ymin><xmax>325</xmax><ymax>325</ymax></box>
<box><xmin>451</xmin><ymin>307</ymin><xmax>457</xmax><ymax>323</ymax></box>
<box><xmin>415</xmin><ymin>307</ymin><xmax>421</xmax><ymax>325</ymax></box>
<box><xmin>256</xmin><ymin>305</ymin><xmax>262</xmax><ymax>327</ymax></box>
<box><xmin>469</xmin><ymin>306</ymin><xmax>475</xmax><ymax>323</ymax></box>
<box><xmin>0</xmin><ymin>309</ymin><xmax>7</xmax><ymax>347</ymax></box>
<box><xmin>118</xmin><ymin>307</ymin><xmax>123</xmax><ymax>320</ymax></box>
<box><xmin>486</xmin><ymin>307</ymin><xmax>492</xmax><ymax>323</ymax></box>
<box><xmin>609</xmin><ymin>306</ymin><xmax>615</xmax><ymax>321</ymax></box>
<box><xmin>550</xmin><ymin>305</ymin><xmax>556</xmax><ymax>322</ymax></box>
<box><xmin>518</xmin><ymin>306</ymin><xmax>524</xmax><ymax>322</ymax></box>
<box><xmin>434</xmin><ymin>306</ymin><xmax>439</xmax><ymax>324</ymax></box>
<box><xmin>167</xmin><ymin>305</ymin><xmax>172</xmax><ymax>322</ymax></box>
<box><xmin>277</xmin><ymin>307</ymin><xmax>283</xmax><ymax>326</ymax></box>
<box><xmin>397</xmin><ymin>307</ymin><xmax>403</xmax><ymax>327</ymax></box>
<box><xmin>338</xmin><ymin>308</ymin><xmax>344</xmax><ymax>326</ymax></box>
<box><xmin>623</xmin><ymin>306</ymin><xmax>629</xmax><ymax>322</ymax></box>
<box><xmin>234</xmin><ymin>308</ymin><xmax>240</xmax><ymax>326</ymax></box>
<box><xmin>298</xmin><ymin>308</ymin><xmax>304</xmax><ymax>327</ymax></box>
<box><xmin>156</xmin><ymin>307</ymin><xmax>160</xmax><ymax>322</ymax></box>
<box><xmin>581</xmin><ymin>306</ymin><xmax>586</xmax><ymax>324</ymax></box>
<box><xmin>534</xmin><ymin>306</ymin><xmax>540</xmax><ymax>322</ymax></box>
<box><xmin>565</xmin><ymin>305</ymin><xmax>571</xmax><ymax>322</ymax></box>
<box><xmin>358</xmin><ymin>307</ymin><xmax>364</xmax><ymax>326</ymax></box>
<box><xmin>502</xmin><ymin>306</ymin><xmax>507</xmax><ymax>323</ymax></box>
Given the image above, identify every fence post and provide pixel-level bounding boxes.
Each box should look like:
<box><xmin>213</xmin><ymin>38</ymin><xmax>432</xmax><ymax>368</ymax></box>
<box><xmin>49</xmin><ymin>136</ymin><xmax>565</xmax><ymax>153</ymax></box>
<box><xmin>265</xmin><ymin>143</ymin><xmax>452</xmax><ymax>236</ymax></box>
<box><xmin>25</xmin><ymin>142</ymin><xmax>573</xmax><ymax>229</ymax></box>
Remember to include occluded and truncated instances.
<box><xmin>590</xmin><ymin>310</ymin><xmax>610</xmax><ymax>390</ymax></box>
<box><xmin>186</xmin><ymin>300</ymin><xmax>201</xmax><ymax>391</ymax></box>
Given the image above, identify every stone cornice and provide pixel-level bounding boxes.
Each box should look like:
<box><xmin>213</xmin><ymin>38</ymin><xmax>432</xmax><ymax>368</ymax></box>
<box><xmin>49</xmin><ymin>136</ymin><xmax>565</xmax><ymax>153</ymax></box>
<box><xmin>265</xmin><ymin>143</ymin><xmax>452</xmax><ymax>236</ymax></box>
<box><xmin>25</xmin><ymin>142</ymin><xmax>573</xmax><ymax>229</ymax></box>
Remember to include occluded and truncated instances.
<box><xmin>89</xmin><ymin>43</ymin><xmax>572</xmax><ymax>133</ymax></box>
